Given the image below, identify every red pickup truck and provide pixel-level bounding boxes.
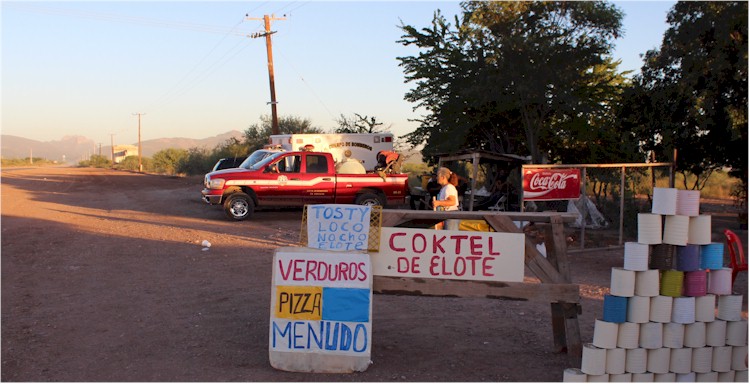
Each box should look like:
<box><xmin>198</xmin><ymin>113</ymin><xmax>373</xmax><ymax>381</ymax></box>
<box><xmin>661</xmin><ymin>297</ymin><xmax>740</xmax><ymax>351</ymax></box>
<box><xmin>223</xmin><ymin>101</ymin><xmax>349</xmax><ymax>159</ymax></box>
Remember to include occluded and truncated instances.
<box><xmin>201</xmin><ymin>151</ymin><xmax>409</xmax><ymax>220</ymax></box>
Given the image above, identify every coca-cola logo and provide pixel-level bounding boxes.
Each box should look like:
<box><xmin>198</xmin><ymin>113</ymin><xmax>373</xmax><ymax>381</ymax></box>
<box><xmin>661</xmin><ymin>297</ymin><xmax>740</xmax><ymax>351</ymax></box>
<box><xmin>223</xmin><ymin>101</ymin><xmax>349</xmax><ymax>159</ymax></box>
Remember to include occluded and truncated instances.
<box><xmin>529</xmin><ymin>172</ymin><xmax>577</xmax><ymax>191</ymax></box>
<box><xmin>524</xmin><ymin>170</ymin><xmax>580</xmax><ymax>199</ymax></box>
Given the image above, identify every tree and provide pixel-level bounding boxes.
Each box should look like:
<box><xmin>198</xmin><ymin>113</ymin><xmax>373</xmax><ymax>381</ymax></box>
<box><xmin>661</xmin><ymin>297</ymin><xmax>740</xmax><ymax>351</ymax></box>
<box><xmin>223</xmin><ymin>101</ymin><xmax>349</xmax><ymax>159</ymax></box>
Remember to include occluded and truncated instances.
<box><xmin>398</xmin><ymin>1</ymin><xmax>625</xmax><ymax>164</ymax></box>
<box><xmin>151</xmin><ymin>148</ymin><xmax>188</xmax><ymax>175</ymax></box>
<box><xmin>625</xmin><ymin>1</ymin><xmax>748</xmax><ymax>189</ymax></box>
<box><xmin>333</xmin><ymin>113</ymin><xmax>387</xmax><ymax>133</ymax></box>
<box><xmin>244</xmin><ymin>115</ymin><xmax>324</xmax><ymax>150</ymax></box>
<box><xmin>212</xmin><ymin>137</ymin><xmax>251</xmax><ymax>160</ymax></box>
<box><xmin>120</xmin><ymin>155</ymin><xmax>149</xmax><ymax>172</ymax></box>
<box><xmin>179</xmin><ymin>147</ymin><xmax>213</xmax><ymax>176</ymax></box>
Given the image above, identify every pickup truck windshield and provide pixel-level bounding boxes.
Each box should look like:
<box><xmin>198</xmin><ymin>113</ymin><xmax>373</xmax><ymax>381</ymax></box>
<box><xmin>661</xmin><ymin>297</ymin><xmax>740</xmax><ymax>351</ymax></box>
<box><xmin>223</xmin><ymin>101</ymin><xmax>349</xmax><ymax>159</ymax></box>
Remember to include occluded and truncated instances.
<box><xmin>240</xmin><ymin>150</ymin><xmax>283</xmax><ymax>169</ymax></box>
<box><xmin>248</xmin><ymin>152</ymin><xmax>285</xmax><ymax>170</ymax></box>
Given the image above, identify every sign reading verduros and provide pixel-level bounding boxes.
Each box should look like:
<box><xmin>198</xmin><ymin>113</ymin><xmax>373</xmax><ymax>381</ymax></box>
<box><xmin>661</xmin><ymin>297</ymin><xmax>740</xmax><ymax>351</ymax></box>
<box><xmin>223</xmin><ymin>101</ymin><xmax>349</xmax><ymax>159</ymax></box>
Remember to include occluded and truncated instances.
<box><xmin>269</xmin><ymin>248</ymin><xmax>373</xmax><ymax>373</ymax></box>
<box><xmin>371</xmin><ymin>227</ymin><xmax>525</xmax><ymax>282</ymax></box>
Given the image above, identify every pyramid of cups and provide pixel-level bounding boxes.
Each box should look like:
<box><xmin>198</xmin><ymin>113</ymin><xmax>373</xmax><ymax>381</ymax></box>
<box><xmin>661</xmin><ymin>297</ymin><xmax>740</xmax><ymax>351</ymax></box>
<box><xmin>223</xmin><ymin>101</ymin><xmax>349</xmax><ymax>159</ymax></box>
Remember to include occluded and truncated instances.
<box><xmin>563</xmin><ymin>187</ymin><xmax>748</xmax><ymax>382</ymax></box>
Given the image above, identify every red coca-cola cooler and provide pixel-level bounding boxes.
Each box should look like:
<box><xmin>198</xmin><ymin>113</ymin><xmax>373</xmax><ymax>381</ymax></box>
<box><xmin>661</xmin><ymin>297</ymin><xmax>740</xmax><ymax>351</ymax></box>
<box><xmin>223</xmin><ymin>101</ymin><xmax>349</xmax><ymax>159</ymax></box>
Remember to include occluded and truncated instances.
<box><xmin>522</xmin><ymin>168</ymin><xmax>581</xmax><ymax>201</ymax></box>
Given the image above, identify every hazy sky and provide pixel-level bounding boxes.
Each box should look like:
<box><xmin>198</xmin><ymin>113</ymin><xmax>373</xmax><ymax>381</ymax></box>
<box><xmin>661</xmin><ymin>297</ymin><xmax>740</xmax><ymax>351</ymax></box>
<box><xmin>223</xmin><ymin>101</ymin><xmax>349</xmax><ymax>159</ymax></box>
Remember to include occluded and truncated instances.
<box><xmin>2</xmin><ymin>1</ymin><xmax>675</xmax><ymax>147</ymax></box>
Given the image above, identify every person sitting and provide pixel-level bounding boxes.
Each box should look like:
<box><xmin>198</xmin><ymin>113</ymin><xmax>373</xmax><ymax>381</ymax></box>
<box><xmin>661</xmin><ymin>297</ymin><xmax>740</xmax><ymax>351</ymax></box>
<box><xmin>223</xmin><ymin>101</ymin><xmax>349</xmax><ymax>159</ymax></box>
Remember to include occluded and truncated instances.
<box><xmin>335</xmin><ymin>149</ymin><xmax>366</xmax><ymax>174</ymax></box>
<box><xmin>376</xmin><ymin>150</ymin><xmax>402</xmax><ymax>173</ymax></box>
<box><xmin>375</xmin><ymin>150</ymin><xmax>404</xmax><ymax>180</ymax></box>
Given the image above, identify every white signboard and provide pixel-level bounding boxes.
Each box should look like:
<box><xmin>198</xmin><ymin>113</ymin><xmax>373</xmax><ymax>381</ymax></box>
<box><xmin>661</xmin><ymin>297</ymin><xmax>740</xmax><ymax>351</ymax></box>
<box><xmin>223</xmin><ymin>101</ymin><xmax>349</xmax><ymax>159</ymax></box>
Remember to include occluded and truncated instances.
<box><xmin>371</xmin><ymin>227</ymin><xmax>525</xmax><ymax>282</ymax></box>
<box><xmin>269</xmin><ymin>247</ymin><xmax>372</xmax><ymax>373</ymax></box>
<box><xmin>306</xmin><ymin>204</ymin><xmax>371</xmax><ymax>252</ymax></box>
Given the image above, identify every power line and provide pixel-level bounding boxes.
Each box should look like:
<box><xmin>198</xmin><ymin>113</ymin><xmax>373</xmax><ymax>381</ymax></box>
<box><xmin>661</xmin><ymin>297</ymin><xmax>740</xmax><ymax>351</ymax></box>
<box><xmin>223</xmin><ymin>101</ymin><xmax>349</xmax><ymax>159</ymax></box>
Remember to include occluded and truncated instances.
<box><xmin>5</xmin><ymin>3</ymin><xmax>254</xmax><ymax>36</ymax></box>
<box><xmin>143</xmin><ymin>17</ymin><xmax>252</xmax><ymax>113</ymax></box>
<box><xmin>275</xmin><ymin>48</ymin><xmax>337</xmax><ymax>122</ymax></box>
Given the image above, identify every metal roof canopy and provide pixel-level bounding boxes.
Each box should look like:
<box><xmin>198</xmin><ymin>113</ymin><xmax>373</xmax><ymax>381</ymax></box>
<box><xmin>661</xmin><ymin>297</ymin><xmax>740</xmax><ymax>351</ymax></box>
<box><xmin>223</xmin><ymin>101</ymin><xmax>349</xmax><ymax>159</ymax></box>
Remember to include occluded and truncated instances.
<box><xmin>436</xmin><ymin>149</ymin><xmax>530</xmax><ymax>211</ymax></box>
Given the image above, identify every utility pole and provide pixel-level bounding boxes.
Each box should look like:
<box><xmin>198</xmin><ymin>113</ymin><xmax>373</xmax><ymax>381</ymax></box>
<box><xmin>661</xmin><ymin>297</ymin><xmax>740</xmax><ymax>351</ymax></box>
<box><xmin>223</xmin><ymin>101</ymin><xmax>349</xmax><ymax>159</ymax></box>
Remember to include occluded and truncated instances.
<box><xmin>247</xmin><ymin>14</ymin><xmax>285</xmax><ymax>135</ymax></box>
<box><xmin>110</xmin><ymin>133</ymin><xmax>115</xmax><ymax>165</ymax></box>
<box><xmin>132</xmin><ymin>112</ymin><xmax>146</xmax><ymax>172</ymax></box>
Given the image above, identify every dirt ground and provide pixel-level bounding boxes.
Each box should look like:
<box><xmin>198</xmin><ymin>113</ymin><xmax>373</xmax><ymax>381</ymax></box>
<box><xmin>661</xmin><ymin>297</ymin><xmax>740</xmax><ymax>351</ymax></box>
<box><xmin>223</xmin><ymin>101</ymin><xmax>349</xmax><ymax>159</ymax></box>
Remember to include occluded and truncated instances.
<box><xmin>2</xmin><ymin>167</ymin><xmax>747</xmax><ymax>382</ymax></box>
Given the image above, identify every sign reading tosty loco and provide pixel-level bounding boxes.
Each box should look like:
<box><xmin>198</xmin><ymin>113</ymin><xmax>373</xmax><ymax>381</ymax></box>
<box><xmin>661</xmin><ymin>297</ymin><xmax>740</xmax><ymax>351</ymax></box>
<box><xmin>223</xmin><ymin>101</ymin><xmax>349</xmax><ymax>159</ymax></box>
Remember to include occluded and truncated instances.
<box><xmin>269</xmin><ymin>247</ymin><xmax>372</xmax><ymax>373</ymax></box>
<box><xmin>371</xmin><ymin>227</ymin><xmax>525</xmax><ymax>282</ymax></box>
<box><xmin>306</xmin><ymin>204</ymin><xmax>371</xmax><ymax>251</ymax></box>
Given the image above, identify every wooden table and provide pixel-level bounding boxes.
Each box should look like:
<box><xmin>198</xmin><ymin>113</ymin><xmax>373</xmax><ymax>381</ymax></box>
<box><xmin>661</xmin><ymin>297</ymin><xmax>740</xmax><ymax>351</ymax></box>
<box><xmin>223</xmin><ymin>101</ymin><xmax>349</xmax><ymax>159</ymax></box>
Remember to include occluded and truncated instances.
<box><xmin>373</xmin><ymin>209</ymin><xmax>583</xmax><ymax>364</ymax></box>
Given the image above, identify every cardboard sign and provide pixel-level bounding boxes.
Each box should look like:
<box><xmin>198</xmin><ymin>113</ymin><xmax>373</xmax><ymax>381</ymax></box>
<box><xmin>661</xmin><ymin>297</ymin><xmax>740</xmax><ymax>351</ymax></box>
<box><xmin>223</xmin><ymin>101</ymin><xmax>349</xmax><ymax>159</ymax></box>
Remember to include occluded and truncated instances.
<box><xmin>523</xmin><ymin>168</ymin><xmax>581</xmax><ymax>201</ymax></box>
<box><xmin>269</xmin><ymin>247</ymin><xmax>372</xmax><ymax>373</ymax></box>
<box><xmin>306</xmin><ymin>204</ymin><xmax>371</xmax><ymax>252</ymax></box>
<box><xmin>371</xmin><ymin>227</ymin><xmax>525</xmax><ymax>282</ymax></box>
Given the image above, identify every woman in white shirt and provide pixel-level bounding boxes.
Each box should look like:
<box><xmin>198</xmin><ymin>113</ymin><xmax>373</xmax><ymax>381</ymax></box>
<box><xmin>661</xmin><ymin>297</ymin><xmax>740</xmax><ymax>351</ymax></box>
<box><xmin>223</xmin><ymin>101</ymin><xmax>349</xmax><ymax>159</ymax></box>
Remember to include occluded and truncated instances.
<box><xmin>433</xmin><ymin>167</ymin><xmax>459</xmax><ymax>211</ymax></box>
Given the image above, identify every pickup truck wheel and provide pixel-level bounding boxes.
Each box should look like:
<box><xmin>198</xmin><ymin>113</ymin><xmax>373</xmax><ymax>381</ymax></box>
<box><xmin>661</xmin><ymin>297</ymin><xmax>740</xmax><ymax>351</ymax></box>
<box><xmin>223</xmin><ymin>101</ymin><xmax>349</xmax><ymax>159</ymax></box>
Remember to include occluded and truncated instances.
<box><xmin>355</xmin><ymin>192</ymin><xmax>385</xmax><ymax>207</ymax></box>
<box><xmin>223</xmin><ymin>192</ymin><xmax>255</xmax><ymax>221</ymax></box>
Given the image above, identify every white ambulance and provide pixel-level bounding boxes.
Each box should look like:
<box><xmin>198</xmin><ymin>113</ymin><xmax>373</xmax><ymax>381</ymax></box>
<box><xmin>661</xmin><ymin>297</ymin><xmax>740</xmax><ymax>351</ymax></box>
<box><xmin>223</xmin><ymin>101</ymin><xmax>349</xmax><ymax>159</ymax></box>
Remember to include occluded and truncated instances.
<box><xmin>268</xmin><ymin>133</ymin><xmax>394</xmax><ymax>171</ymax></box>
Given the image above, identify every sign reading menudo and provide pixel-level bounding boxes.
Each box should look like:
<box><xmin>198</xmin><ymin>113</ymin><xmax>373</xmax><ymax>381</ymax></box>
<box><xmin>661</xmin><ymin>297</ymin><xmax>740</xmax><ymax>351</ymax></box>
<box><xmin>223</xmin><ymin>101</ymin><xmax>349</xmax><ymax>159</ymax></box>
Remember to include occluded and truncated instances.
<box><xmin>522</xmin><ymin>168</ymin><xmax>581</xmax><ymax>201</ymax></box>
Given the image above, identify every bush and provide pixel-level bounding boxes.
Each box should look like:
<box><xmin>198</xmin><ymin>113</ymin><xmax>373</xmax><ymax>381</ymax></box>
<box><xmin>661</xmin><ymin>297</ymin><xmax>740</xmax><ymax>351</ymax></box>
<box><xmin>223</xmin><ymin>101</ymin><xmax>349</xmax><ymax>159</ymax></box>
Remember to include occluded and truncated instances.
<box><xmin>152</xmin><ymin>148</ymin><xmax>188</xmax><ymax>175</ymax></box>
<box><xmin>117</xmin><ymin>156</ymin><xmax>150</xmax><ymax>172</ymax></box>
<box><xmin>178</xmin><ymin>147</ymin><xmax>214</xmax><ymax>176</ymax></box>
<box><xmin>78</xmin><ymin>155</ymin><xmax>111</xmax><ymax>168</ymax></box>
<box><xmin>1</xmin><ymin>157</ymin><xmax>56</xmax><ymax>167</ymax></box>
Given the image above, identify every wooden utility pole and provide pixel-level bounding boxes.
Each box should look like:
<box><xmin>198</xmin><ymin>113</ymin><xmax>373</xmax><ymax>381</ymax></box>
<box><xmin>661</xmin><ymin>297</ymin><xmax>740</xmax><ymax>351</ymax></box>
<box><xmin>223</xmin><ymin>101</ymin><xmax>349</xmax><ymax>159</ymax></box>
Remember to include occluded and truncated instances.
<box><xmin>247</xmin><ymin>14</ymin><xmax>285</xmax><ymax>135</ymax></box>
<box><xmin>110</xmin><ymin>133</ymin><xmax>115</xmax><ymax>164</ymax></box>
<box><xmin>132</xmin><ymin>112</ymin><xmax>145</xmax><ymax>172</ymax></box>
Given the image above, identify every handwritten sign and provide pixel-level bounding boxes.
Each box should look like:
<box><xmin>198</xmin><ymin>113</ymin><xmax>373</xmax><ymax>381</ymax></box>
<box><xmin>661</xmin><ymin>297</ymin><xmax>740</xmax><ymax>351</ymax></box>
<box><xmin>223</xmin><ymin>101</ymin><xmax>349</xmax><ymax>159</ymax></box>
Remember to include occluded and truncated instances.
<box><xmin>371</xmin><ymin>227</ymin><xmax>525</xmax><ymax>282</ymax></box>
<box><xmin>269</xmin><ymin>247</ymin><xmax>372</xmax><ymax>373</ymax></box>
<box><xmin>307</xmin><ymin>204</ymin><xmax>371</xmax><ymax>251</ymax></box>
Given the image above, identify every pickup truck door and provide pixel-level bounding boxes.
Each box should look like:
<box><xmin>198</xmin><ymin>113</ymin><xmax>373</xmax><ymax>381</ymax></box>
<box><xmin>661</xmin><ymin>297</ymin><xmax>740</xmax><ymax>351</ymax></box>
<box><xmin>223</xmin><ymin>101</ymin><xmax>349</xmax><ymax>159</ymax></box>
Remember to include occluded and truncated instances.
<box><xmin>257</xmin><ymin>154</ymin><xmax>304</xmax><ymax>206</ymax></box>
<box><xmin>302</xmin><ymin>153</ymin><xmax>335</xmax><ymax>204</ymax></box>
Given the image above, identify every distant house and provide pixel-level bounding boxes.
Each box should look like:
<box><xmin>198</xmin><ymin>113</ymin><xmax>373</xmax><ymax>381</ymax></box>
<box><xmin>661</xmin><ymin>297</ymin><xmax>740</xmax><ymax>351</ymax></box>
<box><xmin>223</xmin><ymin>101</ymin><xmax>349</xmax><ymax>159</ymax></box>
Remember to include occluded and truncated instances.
<box><xmin>112</xmin><ymin>145</ymin><xmax>138</xmax><ymax>164</ymax></box>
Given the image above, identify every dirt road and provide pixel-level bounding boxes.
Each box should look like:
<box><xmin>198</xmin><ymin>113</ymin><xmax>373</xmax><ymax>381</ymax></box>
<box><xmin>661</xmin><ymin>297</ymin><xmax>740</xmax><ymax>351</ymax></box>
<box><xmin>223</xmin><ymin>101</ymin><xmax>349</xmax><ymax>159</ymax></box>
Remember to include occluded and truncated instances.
<box><xmin>2</xmin><ymin>167</ymin><xmax>746</xmax><ymax>381</ymax></box>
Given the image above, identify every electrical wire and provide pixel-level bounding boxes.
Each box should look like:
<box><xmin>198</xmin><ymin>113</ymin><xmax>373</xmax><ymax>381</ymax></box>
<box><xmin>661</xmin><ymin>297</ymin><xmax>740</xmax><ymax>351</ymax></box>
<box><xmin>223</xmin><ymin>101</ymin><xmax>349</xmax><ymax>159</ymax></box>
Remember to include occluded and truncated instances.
<box><xmin>143</xmin><ymin>17</ymin><xmax>251</xmax><ymax>113</ymax></box>
<box><xmin>274</xmin><ymin>47</ymin><xmax>338</xmax><ymax>122</ymax></box>
<box><xmin>5</xmin><ymin>3</ymin><xmax>254</xmax><ymax>36</ymax></box>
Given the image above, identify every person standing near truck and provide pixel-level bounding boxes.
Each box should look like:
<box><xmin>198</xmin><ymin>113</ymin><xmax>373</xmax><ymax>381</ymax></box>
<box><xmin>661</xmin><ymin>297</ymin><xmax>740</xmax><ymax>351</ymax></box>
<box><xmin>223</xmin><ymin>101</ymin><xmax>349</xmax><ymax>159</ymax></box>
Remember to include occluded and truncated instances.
<box><xmin>433</xmin><ymin>167</ymin><xmax>459</xmax><ymax>211</ymax></box>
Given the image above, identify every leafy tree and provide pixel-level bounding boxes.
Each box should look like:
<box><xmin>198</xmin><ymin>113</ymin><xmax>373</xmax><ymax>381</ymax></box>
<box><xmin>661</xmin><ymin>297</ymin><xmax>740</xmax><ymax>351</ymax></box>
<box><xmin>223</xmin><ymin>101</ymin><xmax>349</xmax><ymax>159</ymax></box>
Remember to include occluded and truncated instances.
<box><xmin>333</xmin><ymin>113</ymin><xmax>387</xmax><ymax>133</ymax></box>
<box><xmin>213</xmin><ymin>137</ymin><xmax>251</xmax><ymax>160</ymax></box>
<box><xmin>119</xmin><ymin>155</ymin><xmax>150</xmax><ymax>172</ymax></box>
<box><xmin>179</xmin><ymin>147</ymin><xmax>213</xmax><ymax>175</ymax></box>
<box><xmin>625</xmin><ymin>1</ymin><xmax>748</xmax><ymax>189</ymax></box>
<box><xmin>398</xmin><ymin>1</ymin><xmax>625</xmax><ymax>164</ymax></box>
<box><xmin>151</xmin><ymin>148</ymin><xmax>188</xmax><ymax>175</ymax></box>
<box><xmin>244</xmin><ymin>115</ymin><xmax>324</xmax><ymax>150</ymax></box>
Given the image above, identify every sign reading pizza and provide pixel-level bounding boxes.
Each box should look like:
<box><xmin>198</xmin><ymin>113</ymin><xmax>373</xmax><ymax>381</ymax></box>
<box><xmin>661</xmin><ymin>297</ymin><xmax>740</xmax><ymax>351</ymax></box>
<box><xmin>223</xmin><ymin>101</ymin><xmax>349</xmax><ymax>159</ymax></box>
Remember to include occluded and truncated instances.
<box><xmin>522</xmin><ymin>168</ymin><xmax>581</xmax><ymax>201</ymax></box>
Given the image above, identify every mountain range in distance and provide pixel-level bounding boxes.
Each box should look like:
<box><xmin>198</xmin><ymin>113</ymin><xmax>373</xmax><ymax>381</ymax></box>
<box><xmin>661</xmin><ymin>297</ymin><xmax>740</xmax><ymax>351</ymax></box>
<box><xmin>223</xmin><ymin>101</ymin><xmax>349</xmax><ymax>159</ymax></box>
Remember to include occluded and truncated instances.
<box><xmin>1</xmin><ymin>130</ymin><xmax>244</xmax><ymax>164</ymax></box>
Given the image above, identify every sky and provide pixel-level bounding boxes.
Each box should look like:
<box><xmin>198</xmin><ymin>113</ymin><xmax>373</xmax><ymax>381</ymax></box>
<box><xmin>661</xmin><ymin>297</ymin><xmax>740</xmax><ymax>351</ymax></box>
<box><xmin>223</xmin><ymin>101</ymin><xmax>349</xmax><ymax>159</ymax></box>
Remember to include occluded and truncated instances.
<box><xmin>2</xmin><ymin>1</ymin><xmax>675</xmax><ymax>147</ymax></box>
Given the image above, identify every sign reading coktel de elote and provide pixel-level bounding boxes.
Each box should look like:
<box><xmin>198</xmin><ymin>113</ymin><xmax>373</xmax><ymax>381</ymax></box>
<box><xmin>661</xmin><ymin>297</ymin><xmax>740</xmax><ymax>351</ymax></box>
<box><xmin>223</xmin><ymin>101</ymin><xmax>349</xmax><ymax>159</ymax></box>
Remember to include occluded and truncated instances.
<box><xmin>371</xmin><ymin>227</ymin><xmax>525</xmax><ymax>282</ymax></box>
